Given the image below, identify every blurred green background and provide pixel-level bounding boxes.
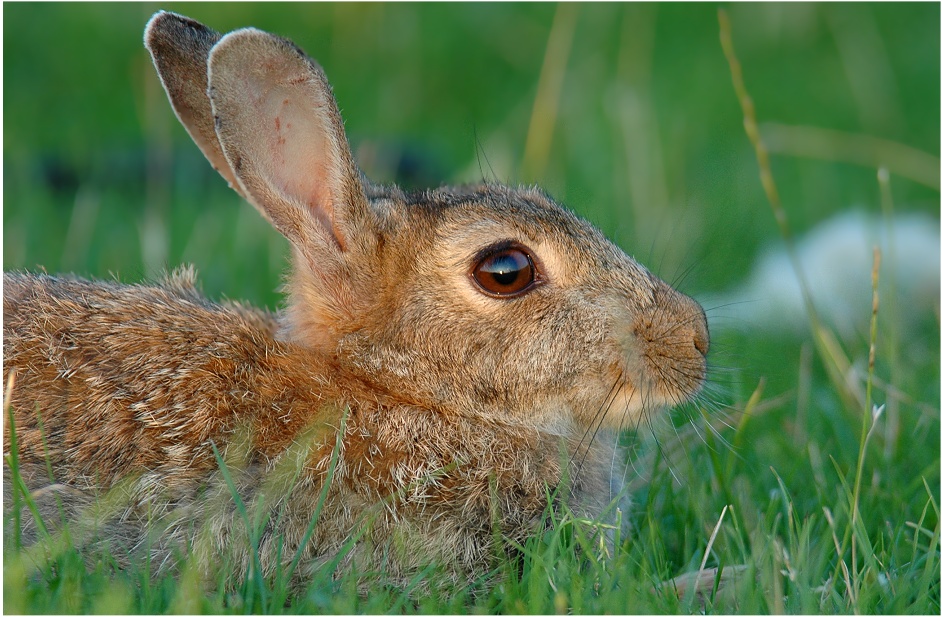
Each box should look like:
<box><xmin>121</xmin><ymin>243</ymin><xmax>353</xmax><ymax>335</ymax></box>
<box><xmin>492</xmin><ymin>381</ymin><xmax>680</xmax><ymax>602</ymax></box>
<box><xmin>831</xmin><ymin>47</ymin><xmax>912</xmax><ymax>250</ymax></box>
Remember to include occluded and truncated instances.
<box><xmin>3</xmin><ymin>4</ymin><xmax>940</xmax><ymax>610</ymax></box>
<box><xmin>4</xmin><ymin>0</ymin><xmax>939</xmax><ymax>447</ymax></box>
<box><xmin>5</xmin><ymin>2</ymin><xmax>938</xmax><ymax>296</ymax></box>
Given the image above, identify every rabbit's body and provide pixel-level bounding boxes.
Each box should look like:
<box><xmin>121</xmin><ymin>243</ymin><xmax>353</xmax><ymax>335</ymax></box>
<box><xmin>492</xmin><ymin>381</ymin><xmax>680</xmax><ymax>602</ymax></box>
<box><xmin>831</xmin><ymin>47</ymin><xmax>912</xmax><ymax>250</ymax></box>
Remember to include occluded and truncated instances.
<box><xmin>4</xmin><ymin>12</ymin><xmax>708</xmax><ymax>584</ymax></box>
<box><xmin>5</xmin><ymin>268</ymin><xmax>619</xmax><ymax>581</ymax></box>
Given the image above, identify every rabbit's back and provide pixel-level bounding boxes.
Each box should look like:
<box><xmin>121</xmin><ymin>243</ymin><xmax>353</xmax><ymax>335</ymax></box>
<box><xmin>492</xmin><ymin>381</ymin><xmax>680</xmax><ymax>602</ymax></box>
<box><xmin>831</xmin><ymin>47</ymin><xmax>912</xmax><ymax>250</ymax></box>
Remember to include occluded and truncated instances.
<box><xmin>3</xmin><ymin>269</ymin><xmax>322</xmax><ymax>488</ymax></box>
<box><xmin>4</xmin><ymin>269</ymin><xmax>356</xmax><ymax>573</ymax></box>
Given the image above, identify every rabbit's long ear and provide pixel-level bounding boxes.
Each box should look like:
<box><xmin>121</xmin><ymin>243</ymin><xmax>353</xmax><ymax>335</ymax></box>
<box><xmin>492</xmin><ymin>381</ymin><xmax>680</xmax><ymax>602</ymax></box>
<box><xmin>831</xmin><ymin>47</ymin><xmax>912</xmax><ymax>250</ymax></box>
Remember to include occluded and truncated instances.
<box><xmin>206</xmin><ymin>28</ymin><xmax>371</xmax><ymax>257</ymax></box>
<box><xmin>144</xmin><ymin>12</ymin><xmax>250</xmax><ymax>205</ymax></box>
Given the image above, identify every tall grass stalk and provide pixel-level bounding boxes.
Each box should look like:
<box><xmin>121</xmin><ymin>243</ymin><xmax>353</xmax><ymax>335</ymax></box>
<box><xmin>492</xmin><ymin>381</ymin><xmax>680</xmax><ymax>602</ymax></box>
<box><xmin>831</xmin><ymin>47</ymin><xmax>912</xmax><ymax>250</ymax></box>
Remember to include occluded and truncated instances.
<box><xmin>522</xmin><ymin>2</ymin><xmax>578</xmax><ymax>182</ymax></box>
<box><xmin>847</xmin><ymin>247</ymin><xmax>882</xmax><ymax>609</ymax></box>
<box><xmin>4</xmin><ymin>371</ymin><xmax>24</xmax><ymax>552</ymax></box>
<box><xmin>275</xmin><ymin>410</ymin><xmax>347</xmax><ymax>603</ymax></box>
<box><xmin>718</xmin><ymin>9</ymin><xmax>858</xmax><ymax>412</ymax></box>
<box><xmin>877</xmin><ymin>167</ymin><xmax>902</xmax><ymax>461</ymax></box>
<box><xmin>209</xmin><ymin>441</ymin><xmax>270</xmax><ymax>609</ymax></box>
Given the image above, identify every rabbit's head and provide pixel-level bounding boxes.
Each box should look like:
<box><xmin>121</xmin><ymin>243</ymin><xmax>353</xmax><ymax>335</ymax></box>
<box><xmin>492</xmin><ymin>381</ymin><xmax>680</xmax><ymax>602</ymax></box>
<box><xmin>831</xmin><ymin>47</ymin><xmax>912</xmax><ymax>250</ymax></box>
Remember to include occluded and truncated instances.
<box><xmin>145</xmin><ymin>12</ymin><xmax>708</xmax><ymax>435</ymax></box>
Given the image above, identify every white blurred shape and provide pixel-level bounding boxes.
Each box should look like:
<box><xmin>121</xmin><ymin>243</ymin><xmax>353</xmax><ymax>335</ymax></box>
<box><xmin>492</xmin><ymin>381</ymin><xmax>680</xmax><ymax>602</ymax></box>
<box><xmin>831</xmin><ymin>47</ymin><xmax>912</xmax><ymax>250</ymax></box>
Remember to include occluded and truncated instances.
<box><xmin>708</xmin><ymin>210</ymin><xmax>940</xmax><ymax>338</ymax></box>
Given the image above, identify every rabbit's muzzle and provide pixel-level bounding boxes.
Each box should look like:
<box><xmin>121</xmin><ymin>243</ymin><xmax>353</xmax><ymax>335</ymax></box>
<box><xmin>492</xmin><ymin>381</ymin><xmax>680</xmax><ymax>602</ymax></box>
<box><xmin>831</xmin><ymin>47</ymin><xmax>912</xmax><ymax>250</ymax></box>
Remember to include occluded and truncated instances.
<box><xmin>614</xmin><ymin>279</ymin><xmax>709</xmax><ymax>414</ymax></box>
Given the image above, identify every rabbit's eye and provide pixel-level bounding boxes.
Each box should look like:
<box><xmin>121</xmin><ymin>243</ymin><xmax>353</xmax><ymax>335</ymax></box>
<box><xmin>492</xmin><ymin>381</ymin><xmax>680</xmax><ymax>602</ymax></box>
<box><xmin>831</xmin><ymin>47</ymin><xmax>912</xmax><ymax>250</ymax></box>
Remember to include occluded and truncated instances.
<box><xmin>471</xmin><ymin>246</ymin><xmax>536</xmax><ymax>297</ymax></box>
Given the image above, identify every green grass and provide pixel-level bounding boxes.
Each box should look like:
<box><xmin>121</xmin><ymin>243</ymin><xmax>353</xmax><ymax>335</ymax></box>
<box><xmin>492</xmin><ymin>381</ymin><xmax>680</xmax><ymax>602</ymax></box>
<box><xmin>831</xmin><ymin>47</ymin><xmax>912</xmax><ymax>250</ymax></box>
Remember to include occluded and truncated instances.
<box><xmin>4</xmin><ymin>2</ymin><xmax>940</xmax><ymax>614</ymax></box>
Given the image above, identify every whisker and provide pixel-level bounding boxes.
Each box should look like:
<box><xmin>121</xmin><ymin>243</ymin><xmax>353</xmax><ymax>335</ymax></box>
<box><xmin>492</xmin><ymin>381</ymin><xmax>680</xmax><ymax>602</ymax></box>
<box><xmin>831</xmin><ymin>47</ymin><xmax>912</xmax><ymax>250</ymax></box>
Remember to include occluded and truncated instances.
<box><xmin>570</xmin><ymin>370</ymin><xmax>624</xmax><ymax>486</ymax></box>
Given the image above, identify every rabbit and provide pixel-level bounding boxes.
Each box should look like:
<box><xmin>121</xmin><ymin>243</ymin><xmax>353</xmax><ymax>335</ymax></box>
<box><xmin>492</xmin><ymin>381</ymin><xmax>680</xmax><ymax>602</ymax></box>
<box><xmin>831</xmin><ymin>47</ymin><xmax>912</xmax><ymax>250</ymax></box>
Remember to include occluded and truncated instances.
<box><xmin>3</xmin><ymin>11</ymin><xmax>709</xmax><ymax>585</ymax></box>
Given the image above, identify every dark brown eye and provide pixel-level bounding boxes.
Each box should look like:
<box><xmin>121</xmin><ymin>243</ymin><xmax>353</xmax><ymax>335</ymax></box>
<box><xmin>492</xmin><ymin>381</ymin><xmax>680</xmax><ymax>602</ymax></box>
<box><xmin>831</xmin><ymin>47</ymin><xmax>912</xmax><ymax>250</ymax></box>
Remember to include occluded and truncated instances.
<box><xmin>471</xmin><ymin>246</ymin><xmax>536</xmax><ymax>297</ymax></box>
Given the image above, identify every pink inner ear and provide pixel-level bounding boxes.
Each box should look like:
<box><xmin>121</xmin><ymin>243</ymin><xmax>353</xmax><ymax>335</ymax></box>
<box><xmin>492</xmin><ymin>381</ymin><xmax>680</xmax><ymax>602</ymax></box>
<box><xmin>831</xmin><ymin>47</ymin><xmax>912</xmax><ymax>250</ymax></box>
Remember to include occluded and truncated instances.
<box><xmin>209</xmin><ymin>30</ymin><xmax>361</xmax><ymax>255</ymax></box>
<box><xmin>257</xmin><ymin>77</ymin><xmax>348</xmax><ymax>251</ymax></box>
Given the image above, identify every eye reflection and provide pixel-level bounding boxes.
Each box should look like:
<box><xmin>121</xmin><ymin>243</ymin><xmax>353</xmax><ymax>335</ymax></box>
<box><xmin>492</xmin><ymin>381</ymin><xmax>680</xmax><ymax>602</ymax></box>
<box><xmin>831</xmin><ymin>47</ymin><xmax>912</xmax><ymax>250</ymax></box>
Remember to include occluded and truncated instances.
<box><xmin>471</xmin><ymin>246</ymin><xmax>536</xmax><ymax>297</ymax></box>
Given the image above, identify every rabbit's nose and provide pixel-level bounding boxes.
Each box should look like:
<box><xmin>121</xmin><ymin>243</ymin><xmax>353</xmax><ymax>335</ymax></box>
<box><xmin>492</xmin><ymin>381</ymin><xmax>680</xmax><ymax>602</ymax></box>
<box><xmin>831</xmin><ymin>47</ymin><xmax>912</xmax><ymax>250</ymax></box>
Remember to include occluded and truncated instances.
<box><xmin>640</xmin><ymin>278</ymin><xmax>710</xmax><ymax>370</ymax></box>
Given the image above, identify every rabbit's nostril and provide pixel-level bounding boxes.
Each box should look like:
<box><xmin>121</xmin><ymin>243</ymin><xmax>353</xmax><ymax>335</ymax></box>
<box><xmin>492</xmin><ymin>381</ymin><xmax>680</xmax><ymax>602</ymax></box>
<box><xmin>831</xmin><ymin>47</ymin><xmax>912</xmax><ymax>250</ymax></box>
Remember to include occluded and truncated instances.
<box><xmin>690</xmin><ymin>303</ymin><xmax>710</xmax><ymax>357</ymax></box>
<box><xmin>693</xmin><ymin>328</ymin><xmax>709</xmax><ymax>356</ymax></box>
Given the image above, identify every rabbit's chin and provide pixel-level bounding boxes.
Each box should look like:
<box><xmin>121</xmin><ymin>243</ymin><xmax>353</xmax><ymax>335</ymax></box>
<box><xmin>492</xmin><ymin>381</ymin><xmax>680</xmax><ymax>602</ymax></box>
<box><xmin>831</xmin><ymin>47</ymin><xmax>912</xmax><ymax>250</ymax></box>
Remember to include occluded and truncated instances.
<box><xmin>596</xmin><ymin>363</ymin><xmax>704</xmax><ymax>432</ymax></box>
<box><xmin>568</xmin><ymin>371</ymin><xmax>694</xmax><ymax>435</ymax></box>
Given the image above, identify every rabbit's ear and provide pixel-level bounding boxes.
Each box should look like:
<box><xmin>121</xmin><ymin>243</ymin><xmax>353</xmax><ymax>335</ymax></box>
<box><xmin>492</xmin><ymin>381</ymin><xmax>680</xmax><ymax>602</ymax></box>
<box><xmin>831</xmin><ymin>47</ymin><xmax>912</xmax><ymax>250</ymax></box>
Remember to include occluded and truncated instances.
<box><xmin>144</xmin><ymin>12</ymin><xmax>251</xmax><ymax>206</ymax></box>
<box><xmin>206</xmin><ymin>28</ymin><xmax>370</xmax><ymax>257</ymax></box>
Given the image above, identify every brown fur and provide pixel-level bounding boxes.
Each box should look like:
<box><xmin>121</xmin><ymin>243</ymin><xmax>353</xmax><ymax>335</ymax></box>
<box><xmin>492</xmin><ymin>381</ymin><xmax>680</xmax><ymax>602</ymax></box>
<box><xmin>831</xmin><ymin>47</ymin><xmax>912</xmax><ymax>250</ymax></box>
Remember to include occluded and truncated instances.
<box><xmin>3</xmin><ymin>12</ymin><xmax>709</xmax><ymax>585</ymax></box>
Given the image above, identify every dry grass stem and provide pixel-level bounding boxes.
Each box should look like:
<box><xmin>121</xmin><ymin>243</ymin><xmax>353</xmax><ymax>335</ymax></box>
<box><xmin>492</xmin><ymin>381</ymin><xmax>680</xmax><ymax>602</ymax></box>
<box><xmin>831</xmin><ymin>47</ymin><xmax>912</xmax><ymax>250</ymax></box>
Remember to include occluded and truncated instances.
<box><xmin>718</xmin><ymin>9</ymin><xmax>860</xmax><ymax>412</ymax></box>
<box><xmin>522</xmin><ymin>3</ymin><xmax>578</xmax><ymax>181</ymax></box>
<box><xmin>760</xmin><ymin>123</ymin><xmax>940</xmax><ymax>191</ymax></box>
